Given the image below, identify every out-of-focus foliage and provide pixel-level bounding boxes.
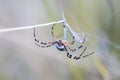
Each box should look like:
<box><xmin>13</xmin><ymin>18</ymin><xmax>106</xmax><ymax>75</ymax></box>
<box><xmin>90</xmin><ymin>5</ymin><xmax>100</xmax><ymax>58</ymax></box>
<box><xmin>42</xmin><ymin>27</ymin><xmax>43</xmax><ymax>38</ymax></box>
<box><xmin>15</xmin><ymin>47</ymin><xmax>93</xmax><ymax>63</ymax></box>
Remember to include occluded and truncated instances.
<box><xmin>0</xmin><ymin>0</ymin><xmax>120</xmax><ymax>80</ymax></box>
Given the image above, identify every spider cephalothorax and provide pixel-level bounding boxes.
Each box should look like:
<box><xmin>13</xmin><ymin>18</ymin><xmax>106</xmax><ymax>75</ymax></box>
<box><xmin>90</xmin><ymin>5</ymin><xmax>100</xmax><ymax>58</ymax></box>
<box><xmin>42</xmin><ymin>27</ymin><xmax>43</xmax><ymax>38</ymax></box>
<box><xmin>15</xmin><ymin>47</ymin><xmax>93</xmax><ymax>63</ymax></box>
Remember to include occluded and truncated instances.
<box><xmin>33</xmin><ymin>22</ymin><xmax>94</xmax><ymax>60</ymax></box>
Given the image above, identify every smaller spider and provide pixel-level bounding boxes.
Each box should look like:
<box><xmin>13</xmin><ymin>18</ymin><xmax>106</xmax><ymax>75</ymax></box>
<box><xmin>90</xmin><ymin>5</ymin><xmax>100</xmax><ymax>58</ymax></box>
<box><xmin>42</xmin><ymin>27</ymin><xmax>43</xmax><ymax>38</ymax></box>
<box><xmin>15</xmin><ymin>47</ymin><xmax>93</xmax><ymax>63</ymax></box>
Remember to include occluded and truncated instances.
<box><xmin>33</xmin><ymin>23</ymin><xmax>94</xmax><ymax>60</ymax></box>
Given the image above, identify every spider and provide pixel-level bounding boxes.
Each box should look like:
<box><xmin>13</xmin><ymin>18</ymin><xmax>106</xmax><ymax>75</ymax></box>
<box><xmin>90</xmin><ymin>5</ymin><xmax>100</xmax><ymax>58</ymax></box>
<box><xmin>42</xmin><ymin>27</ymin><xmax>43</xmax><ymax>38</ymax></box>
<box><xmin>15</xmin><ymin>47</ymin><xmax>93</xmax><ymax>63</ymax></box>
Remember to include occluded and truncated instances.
<box><xmin>33</xmin><ymin>22</ymin><xmax>94</xmax><ymax>60</ymax></box>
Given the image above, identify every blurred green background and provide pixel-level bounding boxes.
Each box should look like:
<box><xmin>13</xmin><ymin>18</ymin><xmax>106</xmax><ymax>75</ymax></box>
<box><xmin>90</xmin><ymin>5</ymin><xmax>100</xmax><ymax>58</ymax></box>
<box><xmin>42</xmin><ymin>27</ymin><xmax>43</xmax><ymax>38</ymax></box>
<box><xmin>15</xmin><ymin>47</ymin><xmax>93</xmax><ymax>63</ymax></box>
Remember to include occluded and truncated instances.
<box><xmin>0</xmin><ymin>0</ymin><xmax>120</xmax><ymax>80</ymax></box>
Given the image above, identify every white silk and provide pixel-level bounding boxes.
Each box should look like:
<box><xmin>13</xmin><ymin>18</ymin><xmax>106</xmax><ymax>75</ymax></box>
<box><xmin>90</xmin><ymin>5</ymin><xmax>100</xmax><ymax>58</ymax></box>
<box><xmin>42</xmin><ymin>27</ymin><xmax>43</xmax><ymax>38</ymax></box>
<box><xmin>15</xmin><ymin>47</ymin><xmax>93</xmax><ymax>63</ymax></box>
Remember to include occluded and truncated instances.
<box><xmin>64</xmin><ymin>22</ymin><xmax>86</xmax><ymax>43</ymax></box>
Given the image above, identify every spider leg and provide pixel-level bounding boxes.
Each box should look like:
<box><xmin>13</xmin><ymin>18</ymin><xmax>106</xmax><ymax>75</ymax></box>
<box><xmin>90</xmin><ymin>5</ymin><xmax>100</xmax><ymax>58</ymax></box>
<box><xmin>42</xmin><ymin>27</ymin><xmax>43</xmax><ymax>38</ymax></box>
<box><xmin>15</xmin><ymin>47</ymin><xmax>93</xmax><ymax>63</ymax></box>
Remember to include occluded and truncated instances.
<box><xmin>73</xmin><ymin>47</ymin><xmax>87</xmax><ymax>60</ymax></box>
<box><xmin>33</xmin><ymin>28</ymin><xmax>53</xmax><ymax>47</ymax></box>
<box><xmin>72</xmin><ymin>45</ymin><xmax>83</xmax><ymax>52</ymax></box>
<box><xmin>51</xmin><ymin>24</ymin><xmax>57</xmax><ymax>38</ymax></box>
<box><xmin>35</xmin><ymin>42</ymin><xmax>53</xmax><ymax>48</ymax></box>
<box><xmin>35</xmin><ymin>40</ymin><xmax>58</xmax><ymax>48</ymax></box>
<box><xmin>79</xmin><ymin>47</ymin><xmax>87</xmax><ymax>57</ymax></box>
<box><xmin>64</xmin><ymin>45</ymin><xmax>72</xmax><ymax>58</ymax></box>
<box><xmin>73</xmin><ymin>47</ymin><xmax>94</xmax><ymax>60</ymax></box>
<box><xmin>65</xmin><ymin>41</ymin><xmax>83</xmax><ymax>52</ymax></box>
<box><xmin>68</xmin><ymin>30</ymin><xmax>75</xmax><ymax>45</ymax></box>
<box><xmin>82</xmin><ymin>52</ymin><xmax>94</xmax><ymax>58</ymax></box>
<box><xmin>79</xmin><ymin>47</ymin><xmax>94</xmax><ymax>59</ymax></box>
